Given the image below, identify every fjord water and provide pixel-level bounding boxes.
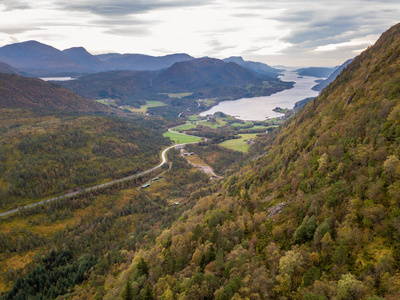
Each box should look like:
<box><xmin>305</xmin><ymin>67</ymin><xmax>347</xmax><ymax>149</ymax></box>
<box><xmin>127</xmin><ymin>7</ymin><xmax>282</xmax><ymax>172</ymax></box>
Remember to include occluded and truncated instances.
<box><xmin>200</xmin><ymin>71</ymin><xmax>322</xmax><ymax>120</ymax></box>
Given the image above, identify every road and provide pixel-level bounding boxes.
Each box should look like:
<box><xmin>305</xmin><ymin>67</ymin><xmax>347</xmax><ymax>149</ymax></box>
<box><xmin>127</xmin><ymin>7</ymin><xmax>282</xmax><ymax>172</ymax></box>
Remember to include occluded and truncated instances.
<box><xmin>0</xmin><ymin>134</ymin><xmax>201</xmax><ymax>217</ymax></box>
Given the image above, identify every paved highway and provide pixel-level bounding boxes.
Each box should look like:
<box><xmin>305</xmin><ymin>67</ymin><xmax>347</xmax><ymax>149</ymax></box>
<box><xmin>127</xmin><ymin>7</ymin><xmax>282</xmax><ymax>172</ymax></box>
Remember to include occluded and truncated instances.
<box><xmin>0</xmin><ymin>140</ymin><xmax>200</xmax><ymax>217</ymax></box>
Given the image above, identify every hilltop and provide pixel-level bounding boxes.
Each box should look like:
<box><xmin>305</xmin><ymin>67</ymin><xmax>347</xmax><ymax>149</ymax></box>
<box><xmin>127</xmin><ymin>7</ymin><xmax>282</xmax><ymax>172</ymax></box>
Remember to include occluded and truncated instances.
<box><xmin>0</xmin><ymin>41</ymin><xmax>85</xmax><ymax>76</ymax></box>
<box><xmin>0</xmin><ymin>73</ymin><xmax>107</xmax><ymax>112</ymax></box>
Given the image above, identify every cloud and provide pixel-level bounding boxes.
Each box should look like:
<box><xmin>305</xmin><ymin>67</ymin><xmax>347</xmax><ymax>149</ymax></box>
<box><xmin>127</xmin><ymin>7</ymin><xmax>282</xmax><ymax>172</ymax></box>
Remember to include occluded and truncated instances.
<box><xmin>0</xmin><ymin>0</ymin><xmax>31</xmax><ymax>11</ymax></box>
<box><xmin>103</xmin><ymin>26</ymin><xmax>151</xmax><ymax>37</ymax></box>
<box><xmin>0</xmin><ymin>26</ymin><xmax>43</xmax><ymax>35</ymax></box>
<box><xmin>55</xmin><ymin>0</ymin><xmax>213</xmax><ymax>16</ymax></box>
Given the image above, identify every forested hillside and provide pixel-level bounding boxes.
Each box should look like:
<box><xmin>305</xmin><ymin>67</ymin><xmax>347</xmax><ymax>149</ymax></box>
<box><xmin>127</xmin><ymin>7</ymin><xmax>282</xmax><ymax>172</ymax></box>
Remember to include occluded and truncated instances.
<box><xmin>0</xmin><ymin>73</ymin><xmax>107</xmax><ymax>112</ymax></box>
<box><xmin>2</xmin><ymin>23</ymin><xmax>400</xmax><ymax>300</ymax></box>
<box><xmin>50</xmin><ymin>22</ymin><xmax>400</xmax><ymax>299</ymax></box>
<box><xmin>0</xmin><ymin>110</ymin><xmax>170</xmax><ymax>212</ymax></box>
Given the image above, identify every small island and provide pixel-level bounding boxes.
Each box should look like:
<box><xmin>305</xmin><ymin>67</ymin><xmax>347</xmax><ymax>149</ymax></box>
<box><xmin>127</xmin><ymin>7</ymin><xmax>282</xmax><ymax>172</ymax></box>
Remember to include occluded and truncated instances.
<box><xmin>272</xmin><ymin>106</ymin><xmax>292</xmax><ymax>114</ymax></box>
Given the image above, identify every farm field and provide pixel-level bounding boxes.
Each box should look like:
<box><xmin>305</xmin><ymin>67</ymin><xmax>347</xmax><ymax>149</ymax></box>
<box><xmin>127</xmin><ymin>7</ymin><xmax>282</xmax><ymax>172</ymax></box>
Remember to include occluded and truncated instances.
<box><xmin>218</xmin><ymin>133</ymin><xmax>259</xmax><ymax>153</ymax></box>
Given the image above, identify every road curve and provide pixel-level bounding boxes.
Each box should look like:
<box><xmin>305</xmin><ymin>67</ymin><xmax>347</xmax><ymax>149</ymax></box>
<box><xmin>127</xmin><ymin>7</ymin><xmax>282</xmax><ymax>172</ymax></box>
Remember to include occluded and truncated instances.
<box><xmin>0</xmin><ymin>137</ymin><xmax>201</xmax><ymax>217</ymax></box>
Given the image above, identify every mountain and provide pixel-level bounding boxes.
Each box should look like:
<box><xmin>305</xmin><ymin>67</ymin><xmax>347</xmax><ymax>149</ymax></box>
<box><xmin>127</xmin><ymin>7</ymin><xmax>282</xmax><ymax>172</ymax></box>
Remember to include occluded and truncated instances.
<box><xmin>312</xmin><ymin>58</ymin><xmax>354</xmax><ymax>91</ymax></box>
<box><xmin>0</xmin><ymin>40</ymin><xmax>85</xmax><ymax>76</ymax></box>
<box><xmin>295</xmin><ymin>66</ymin><xmax>337</xmax><ymax>77</ymax></box>
<box><xmin>0</xmin><ymin>73</ymin><xmax>107</xmax><ymax>112</ymax></box>
<box><xmin>62</xmin><ymin>47</ymin><xmax>110</xmax><ymax>72</ymax></box>
<box><xmin>0</xmin><ymin>41</ymin><xmax>194</xmax><ymax>76</ymax></box>
<box><xmin>3</xmin><ymin>22</ymin><xmax>400</xmax><ymax>300</ymax></box>
<box><xmin>223</xmin><ymin>56</ymin><xmax>282</xmax><ymax>77</ymax></box>
<box><xmin>59</xmin><ymin>57</ymin><xmax>293</xmax><ymax>102</ymax></box>
<box><xmin>0</xmin><ymin>61</ymin><xmax>21</xmax><ymax>75</ymax></box>
<box><xmin>95</xmin><ymin>52</ymin><xmax>194</xmax><ymax>71</ymax></box>
<box><xmin>153</xmin><ymin>57</ymin><xmax>264</xmax><ymax>91</ymax></box>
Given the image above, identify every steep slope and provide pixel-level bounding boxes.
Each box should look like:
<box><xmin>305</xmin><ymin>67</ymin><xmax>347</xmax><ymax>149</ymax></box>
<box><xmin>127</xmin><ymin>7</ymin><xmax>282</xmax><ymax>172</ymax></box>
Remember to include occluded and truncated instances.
<box><xmin>223</xmin><ymin>56</ymin><xmax>282</xmax><ymax>77</ymax></box>
<box><xmin>82</xmin><ymin>22</ymin><xmax>400</xmax><ymax>299</ymax></box>
<box><xmin>312</xmin><ymin>58</ymin><xmax>353</xmax><ymax>91</ymax></box>
<box><xmin>62</xmin><ymin>47</ymin><xmax>110</xmax><ymax>72</ymax></box>
<box><xmin>0</xmin><ymin>41</ymin><xmax>85</xmax><ymax>75</ymax></box>
<box><xmin>0</xmin><ymin>73</ymin><xmax>107</xmax><ymax>112</ymax></box>
<box><xmin>95</xmin><ymin>52</ymin><xmax>194</xmax><ymax>71</ymax></box>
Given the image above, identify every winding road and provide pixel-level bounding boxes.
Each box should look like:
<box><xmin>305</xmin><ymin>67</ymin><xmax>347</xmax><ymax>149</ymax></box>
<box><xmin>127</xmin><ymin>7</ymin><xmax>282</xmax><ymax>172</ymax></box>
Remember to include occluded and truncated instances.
<box><xmin>0</xmin><ymin>133</ymin><xmax>201</xmax><ymax>217</ymax></box>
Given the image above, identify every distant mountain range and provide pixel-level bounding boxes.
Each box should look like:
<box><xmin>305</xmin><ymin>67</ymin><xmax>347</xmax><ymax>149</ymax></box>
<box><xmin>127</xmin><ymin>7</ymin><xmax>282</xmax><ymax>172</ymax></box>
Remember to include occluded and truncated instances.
<box><xmin>59</xmin><ymin>57</ymin><xmax>293</xmax><ymax>104</ymax></box>
<box><xmin>223</xmin><ymin>56</ymin><xmax>283</xmax><ymax>77</ymax></box>
<box><xmin>95</xmin><ymin>52</ymin><xmax>194</xmax><ymax>71</ymax></box>
<box><xmin>312</xmin><ymin>58</ymin><xmax>354</xmax><ymax>91</ymax></box>
<box><xmin>0</xmin><ymin>40</ymin><xmax>282</xmax><ymax>78</ymax></box>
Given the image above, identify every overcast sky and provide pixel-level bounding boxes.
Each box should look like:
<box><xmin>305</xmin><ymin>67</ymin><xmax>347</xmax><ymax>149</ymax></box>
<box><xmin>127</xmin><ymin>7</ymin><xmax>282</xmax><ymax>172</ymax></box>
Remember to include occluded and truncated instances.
<box><xmin>0</xmin><ymin>0</ymin><xmax>399</xmax><ymax>67</ymax></box>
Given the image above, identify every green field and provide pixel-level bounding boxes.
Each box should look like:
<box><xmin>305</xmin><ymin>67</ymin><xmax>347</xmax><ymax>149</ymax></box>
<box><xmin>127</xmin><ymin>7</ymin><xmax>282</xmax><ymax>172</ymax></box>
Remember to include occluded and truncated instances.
<box><xmin>200</xmin><ymin>118</ymin><xmax>227</xmax><ymax>128</ymax></box>
<box><xmin>95</xmin><ymin>99</ymin><xmax>117</xmax><ymax>105</ymax></box>
<box><xmin>188</xmin><ymin>115</ymin><xmax>201</xmax><ymax>121</ymax></box>
<box><xmin>163</xmin><ymin>131</ymin><xmax>201</xmax><ymax>144</ymax></box>
<box><xmin>127</xmin><ymin>101</ymin><xmax>166</xmax><ymax>114</ymax></box>
<box><xmin>219</xmin><ymin>133</ymin><xmax>260</xmax><ymax>153</ymax></box>
<box><xmin>173</xmin><ymin>122</ymin><xmax>197</xmax><ymax>131</ymax></box>
<box><xmin>167</xmin><ymin>92</ymin><xmax>193</xmax><ymax>98</ymax></box>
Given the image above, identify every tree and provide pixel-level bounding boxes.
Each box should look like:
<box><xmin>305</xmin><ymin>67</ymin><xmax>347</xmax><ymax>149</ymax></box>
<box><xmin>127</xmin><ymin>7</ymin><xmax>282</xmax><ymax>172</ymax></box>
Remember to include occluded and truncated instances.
<box><xmin>122</xmin><ymin>280</ymin><xmax>133</xmax><ymax>300</ymax></box>
<box><xmin>336</xmin><ymin>274</ymin><xmax>365</xmax><ymax>300</ymax></box>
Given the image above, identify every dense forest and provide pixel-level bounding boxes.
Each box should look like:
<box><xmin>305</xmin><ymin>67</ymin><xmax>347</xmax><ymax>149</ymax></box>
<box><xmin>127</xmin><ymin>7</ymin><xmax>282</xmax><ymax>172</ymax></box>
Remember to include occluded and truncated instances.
<box><xmin>0</xmin><ymin>110</ymin><xmax>170</xmax><ymax>211</ymax></box>
<box><xmin>2</xmin><ymin>22</ymin><xmax>400</xmax><ymax>300</ymax></box>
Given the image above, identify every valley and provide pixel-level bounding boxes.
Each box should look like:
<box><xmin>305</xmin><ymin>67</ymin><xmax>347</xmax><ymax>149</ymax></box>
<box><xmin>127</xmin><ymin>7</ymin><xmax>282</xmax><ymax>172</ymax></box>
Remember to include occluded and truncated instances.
<box><xmin>1</xmin><ymin>21</ymin><xmax>400</xmax><ymax>300</ymax></box>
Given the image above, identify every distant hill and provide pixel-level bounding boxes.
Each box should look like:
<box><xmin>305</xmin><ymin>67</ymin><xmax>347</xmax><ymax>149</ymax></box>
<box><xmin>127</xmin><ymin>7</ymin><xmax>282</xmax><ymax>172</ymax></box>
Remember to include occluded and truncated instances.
<box><xmin>0</xmin><ymin>40</ymin><xmax>195</xmax><ymax>75</ymax></box>
<box><xmin>62</xmin><ymin>47</ymin><xmax>110</xmax><ymax>72</ymax></box>
<box><xmin>295</xmin><ymin>66</ymin><xmax>337</xmax><ymax>78</ymax></box>
<box><xmin>60</xmin><ymin>57</ymin><xmax>293</xmax><ymax>102</ymax></box>
<box><xmin>0</xmin><ymin>41</ymin><xmax>85</xmax><ymax>76</ymax></box>
<box><xmin>95</xmin><ymin>53</ymin><xmax>194</xmax><ymax>71</ymax></box>
<box><xmin>0</xmin><ymin>61</ymin><xmax>21</xmax><ymax>75</ymax></box>
<box><xmin>223</xmin><ymin>56</ymin><xmax>282</xmax><ymax>77</ymax></box>
<box><xmin>0</xmin><ymin>73</ymin><xmax>107</xmax><ymax>112</ymax></box>
<box><xmin>312</xmin><ymin>58</ymin><xmax>353</xmax><ymax>91</ymax></box>
<box><xmin>153</xmin><ymin>57</ymin><xmax>263</xmax><ymax>91</ymax></box>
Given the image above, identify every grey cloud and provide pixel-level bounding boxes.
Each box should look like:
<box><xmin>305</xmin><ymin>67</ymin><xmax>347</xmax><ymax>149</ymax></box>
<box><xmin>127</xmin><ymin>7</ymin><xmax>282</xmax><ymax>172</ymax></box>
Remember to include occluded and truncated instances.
<box><xmin>0</xmin><ymin>26</ymin><xmax>43</xmax><ymax>34</ymax></box>
<box><xmin>103</xmin><ymin>26</ymin><xmax>151</xmax><ymax>37</ymax></box>
<box><xmin>231</xmin><ymin>13</ymin><xmax>262</xmax><ymax>18</ymax></box>
<box><xmin>55</xmin><ymin>0</ymin><xmax>213</xmax><ymax>16</ymax></box>
<box><xmin>205</xmin><ymin>39</ymin><xmax>237</xmax><ymax>55</ymax></box>
<box><xmin>0</xmin><ymin>0</ymin><xmax>31</xmax><ymax>11</ymax></box>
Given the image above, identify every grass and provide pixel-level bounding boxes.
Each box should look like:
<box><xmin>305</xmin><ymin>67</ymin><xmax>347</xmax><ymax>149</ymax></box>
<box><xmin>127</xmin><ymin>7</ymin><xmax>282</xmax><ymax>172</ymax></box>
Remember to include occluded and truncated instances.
<box><xmin>127</xmin><ymin>101</ymin><xmax>166</xmax><ymax>114</ymax></box>
<box><xmin>219</xmin><ymin>133</ymin><xmax>260</xmax><ymax>153</ymax></box>
<box><xmin>197</xmin><ymin>99</ymin><xmax>217</xmax><ymax>107</ymax></box>
<box><xmin>231</xmin><ymin>122</ymin><xmax>253</xmax><ymax>128</ymax></box>
<box><xmin>200</xmin><ymin>118</ymin><xmax>227</xmax><ymax>128</ymax></box>
<box><xmin>166</xmin><ymin>93</ymin><xmax>193</xmax><ymax>98</ymax></box>
<box><xmin>186</xmin><ymin>154</ymin><xmax>209</xmax><ymax>167</ymax></box>
<box><xmin>188</xmin><ymin>115</ymin><xmax>201</xmax><ymax>121</ymax></box>
<box><xmin>95</xmin><ymin>99</ymin><xmax>117</xmax><ymax>106</ymax></box>
<box><xmin>163</xmin><ymin>131</ymin><xmax>201</xmax><ymax>144</ymax></box>
<box><xmin>173</xmin><ymin>122</ymin><xmax>197</xmax><ymax>131</ymax></box>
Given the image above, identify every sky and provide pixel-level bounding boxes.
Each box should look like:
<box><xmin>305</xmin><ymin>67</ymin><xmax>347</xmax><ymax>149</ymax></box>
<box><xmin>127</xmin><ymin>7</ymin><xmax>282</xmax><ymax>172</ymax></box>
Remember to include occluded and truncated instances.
<box><xmin>0</xmin><ymin>0</ymin><xmax>399</xmax><ymax>67</ymax></box>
